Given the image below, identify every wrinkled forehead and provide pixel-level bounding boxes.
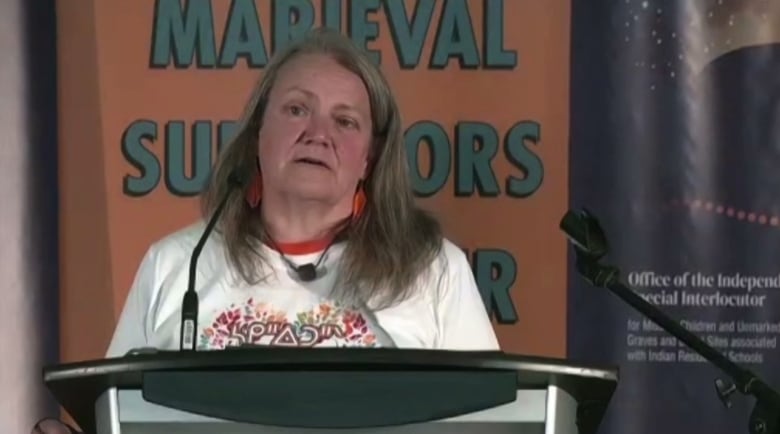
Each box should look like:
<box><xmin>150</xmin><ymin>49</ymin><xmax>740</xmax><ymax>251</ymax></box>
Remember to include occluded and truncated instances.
<box><xmin>260</xmin><ymin>51</ymin><xmax>391</xmax><ymax>137</ymax></box>
<box><xmin>274</xmin><ymin>53</ymin><xmax>364</xmax><ymax>94</ymax></box>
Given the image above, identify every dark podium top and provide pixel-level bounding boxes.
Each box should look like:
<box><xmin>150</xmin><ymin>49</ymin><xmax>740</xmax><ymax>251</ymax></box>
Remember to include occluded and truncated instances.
<box><xmin>43</xmin><ymin>347</ymin><xmax>618</xmax><ymax>434</ymax></box>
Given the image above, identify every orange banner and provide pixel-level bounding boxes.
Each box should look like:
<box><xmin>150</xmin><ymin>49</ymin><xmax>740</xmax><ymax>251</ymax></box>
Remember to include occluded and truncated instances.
<box><xmin>57</xmin><ymin>0</ymin><xmax>570</xmax><ymax>362</ymax></box>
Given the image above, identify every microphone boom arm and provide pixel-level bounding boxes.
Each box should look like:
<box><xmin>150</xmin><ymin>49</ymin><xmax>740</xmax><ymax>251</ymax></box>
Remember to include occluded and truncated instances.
<box><xmin>179</xmin><ymin>170</ymin><xmax>246</xmax><ymax>352</ymax></box>
<box><xmin>560</xmin><ymin>209</ymin><xmax>780</xmax><ymax>434</ymax></box>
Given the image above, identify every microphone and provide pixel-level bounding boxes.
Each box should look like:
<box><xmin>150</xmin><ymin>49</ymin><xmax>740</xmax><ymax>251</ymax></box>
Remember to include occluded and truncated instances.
<box><xmin>559</xmin><ymin>208</ymin><xmax>780</xmax><ymax>434</ymax></box>
<box><xmin>267</xmin><ymin>238</ymin><xmax>331</xmax><ymax>282</ymax></box>
<box><xmin>293</xmin><ymin>263</ymin><xmax>317</xmax><ymax>281</ymax></box>
<box><xmin>559</xmin><ymin>208</ymin><xmax>608</xmax><ymax>260</ymax></box>
<box><xmin>179</xmin><ymin>169</ymin><xmax>246</xmax><ymax>352</ymax></box>
<box><xmin>559</xmin><ymin>208</ymin><xmax>615</xmax><ymax>288</ymax></box>
<box><xmin>264</xmin><ymin>224</ymin><xmax>344</xmax><ymax>283</ymax></box>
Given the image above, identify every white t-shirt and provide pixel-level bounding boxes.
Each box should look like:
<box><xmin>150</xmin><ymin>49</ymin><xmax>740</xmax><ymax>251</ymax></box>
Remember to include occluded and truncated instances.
<box><xmin>106</xmin><ymin>222</ymin><xmax>500</xmax><ymax>357</ymax></box>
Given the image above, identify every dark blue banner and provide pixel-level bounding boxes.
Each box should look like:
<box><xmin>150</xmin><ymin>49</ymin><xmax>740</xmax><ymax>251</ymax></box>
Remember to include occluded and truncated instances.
<box><xmin>568</xmin><ymin>1</ymin><xmax>780</xmax><ymax>432</ymax></box>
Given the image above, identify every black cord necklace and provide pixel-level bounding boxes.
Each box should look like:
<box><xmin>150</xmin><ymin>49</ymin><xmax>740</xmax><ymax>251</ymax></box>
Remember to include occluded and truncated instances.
<box><xmin>264</xmin><ymin>230</ymin><xmax>344</xmax><ymax>282</ymax></box>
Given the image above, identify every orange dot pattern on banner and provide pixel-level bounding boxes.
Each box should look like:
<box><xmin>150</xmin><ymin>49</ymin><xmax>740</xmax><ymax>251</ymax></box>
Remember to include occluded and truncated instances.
<box><xmin>667</xmin><ymin>198</ymin><xmax>780</xmax><ymax>227</ymax></box>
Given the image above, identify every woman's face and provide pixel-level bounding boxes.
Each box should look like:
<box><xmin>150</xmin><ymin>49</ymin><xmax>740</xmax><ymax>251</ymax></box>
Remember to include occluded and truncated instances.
<box><xmin>257</xmin><ymin>53</ymin><xmax>373</xmax><ymax>207</ymax></box>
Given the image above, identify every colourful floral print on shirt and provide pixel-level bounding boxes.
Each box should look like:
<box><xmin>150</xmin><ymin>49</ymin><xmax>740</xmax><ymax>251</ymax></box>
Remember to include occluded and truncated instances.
<box><xmin>198</xmin><ymin>297</ymin><xmax>378</xmax><ymax>349</ymax></box>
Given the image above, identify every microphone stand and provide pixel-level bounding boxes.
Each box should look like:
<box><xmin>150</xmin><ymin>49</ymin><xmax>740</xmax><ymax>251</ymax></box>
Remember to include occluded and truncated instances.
<box><xmin>560</xmin><ymin>209</ymin><xmax>780</xmax><ymax>434</ymax></box>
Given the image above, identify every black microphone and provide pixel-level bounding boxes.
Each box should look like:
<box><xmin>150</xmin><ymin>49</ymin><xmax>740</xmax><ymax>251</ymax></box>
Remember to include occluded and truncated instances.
<box><xmin>559</xmin><ymin>208</ymin><xmax>608</xmax><ymax>260</ymax></box>
<box><xmin>560</xmin><ymin>208</ymin><xmax>780</xmax><ymax>434</ymax></box>
<box><xmin>269</xmin><ymin>241</ymin><xmax>329</xmax><ymax>282</ymax></box>
<box><xmin>179</xmin><ymin>169</ymin><xmax>246</xmax><ymax>351</ymax></box>
<box><xmin>294</xmin><ymin>263</ymin><xmax>317</xmax><ymax>281</ymax></box>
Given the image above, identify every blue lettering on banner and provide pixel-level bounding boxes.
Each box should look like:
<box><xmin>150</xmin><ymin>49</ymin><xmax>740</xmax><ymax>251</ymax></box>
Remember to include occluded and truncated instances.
<box><xmin>219</xmin><ymin>0</ymin><xmax>268</xmax><ymax>68</ymax></box>
<box><xmin>463</xmin><ymin>248</ymin><xmax>519</xmax><ymax>324</ymax></box>
<box><xmin>164</xmin><ymin>121</ymin><xmax>215</xmax><ymax>196</ymax></box>
<box><xmin>122</xmin><ymin>120</ymin><xmax>161</xmax><ymax>196</ymax></box>
<box><xmin>483</xmin><ymin>0</ymin><xmax>517</xmax><ymax>68</ymax></box>
<box><xmin>405</xmin><ymin>121</ymin><xmax>451</xmax><ymax>198</ymax></box>
<box><xmin>122</xmin><ymin>119</ymin><xmax>543</xmax><ymax>198</ymax></box>
<box><xmin>384</xmin><ymin>0</ymin><xmax>436</xmax><ymax>69</ymax></box>
<box><xmin>149</xmin><ymin>0</ymin><xmax>218</xmax><ymax>68</ymax></box>
<box><xmin>271</xmin><ymin>0</ymin><xmax>315</xmax><ymax>54</ymax></box>
<box><xmin>347</xmin><ymin>0</ymin><xmax>382</xmax><ymax>65</ymax></box>
<box><xmin>504</xmin><ymin>121</ymin><xmax>543</xmax><ymax>198</ymax></box>
<box><xmin>406</xmin><ymin>120</ymin><xmax>544</xmax><ymax>197</ymax></box>
<box><xmin>149</xmin><ymin>0</ymin><xmax>517</xmax><ymax>69</ymax></box>
<box><xmin>455</xmin><ymin>122</ymin><xmax>501</xmax><ymax>197</ymax></box>
<box><xmin>122</xmin><ymin>119</ymin><xmax>239</xmax><ymax>196</ymax></box>
<box><xmin>429</xmin><ymin>0</ymin><xmax>480</xmax><ymax>69</ymax></box>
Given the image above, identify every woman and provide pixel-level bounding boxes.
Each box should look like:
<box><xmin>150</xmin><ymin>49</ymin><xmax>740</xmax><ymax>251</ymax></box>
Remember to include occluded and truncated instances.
<box><xmin>33</xmin><ymin>26</ymin><xmax>499</xmax><ymax>434</ymax></box>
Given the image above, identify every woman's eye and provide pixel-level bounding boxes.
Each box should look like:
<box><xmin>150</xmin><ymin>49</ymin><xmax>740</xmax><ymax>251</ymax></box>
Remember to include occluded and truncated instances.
<box><xmin>287</xmin><ymin>104</ymin><xmax>306</xmax><ymax>116</ymax></box>
<box><xmin>338</xmin><ymin>117</ymin><xmax>358</xmax><ymax>129</ymax></box>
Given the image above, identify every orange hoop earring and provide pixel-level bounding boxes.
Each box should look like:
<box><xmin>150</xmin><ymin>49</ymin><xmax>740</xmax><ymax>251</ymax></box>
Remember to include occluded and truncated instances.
<box><xmin>246</xmin><ymin>158</ymin><xmax>262</xmax><ymax>208</ymax></box>
<box><xmin>352</xmin><ymin>182</ymin><xmax>367</xmax><ymax>219</ymax></box>
<box><xmin>245</xmin><ymin>174</ymin><xmax>262</xmax><ymax>208</ymax></box>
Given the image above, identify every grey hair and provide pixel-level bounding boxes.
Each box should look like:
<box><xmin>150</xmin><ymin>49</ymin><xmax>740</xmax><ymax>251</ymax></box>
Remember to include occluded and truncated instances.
<box><xmin>201</xmin><ymin>27</ymin><xmax>442</xmax><ymax>309</ymax></box>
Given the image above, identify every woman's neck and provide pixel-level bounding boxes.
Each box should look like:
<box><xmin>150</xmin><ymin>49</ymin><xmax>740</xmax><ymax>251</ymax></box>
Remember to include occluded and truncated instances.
<box><xmin>260</xmin><ymin>197</ymin><xmax>351</xmax><ymax>244</ymax></box>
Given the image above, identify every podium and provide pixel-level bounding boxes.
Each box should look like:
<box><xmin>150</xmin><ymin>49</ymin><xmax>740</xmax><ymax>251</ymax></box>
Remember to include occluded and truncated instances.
<box><xmin>43</xmin><ymin>348</ymin><xmax>618</xmax><ymax>434</ymax></box>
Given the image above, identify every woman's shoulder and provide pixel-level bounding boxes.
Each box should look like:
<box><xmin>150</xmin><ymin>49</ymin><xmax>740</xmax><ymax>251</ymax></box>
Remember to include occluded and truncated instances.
<box><xmin>142</xmin><ymin>220</ymin><xmax>227</xmax><ymax>270</ymax></box>
<box><xmin>153</xmin><ymin>219</ymin><xmax>205</xmax><ymax>246</ymax></box>
<box><xmin>430</xmin><ymin>237</ymin><xmax>471</xmax><ymax>274</ymax></box>
<box><xmin>146</xmin><ymin>220</ymin><xmax>213</xmax><ymax>254</ymax></box>
<box><xmin>401</xmin><ymin>236</ymin><xmax>474</xmax><ymax>300</ymax></box>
